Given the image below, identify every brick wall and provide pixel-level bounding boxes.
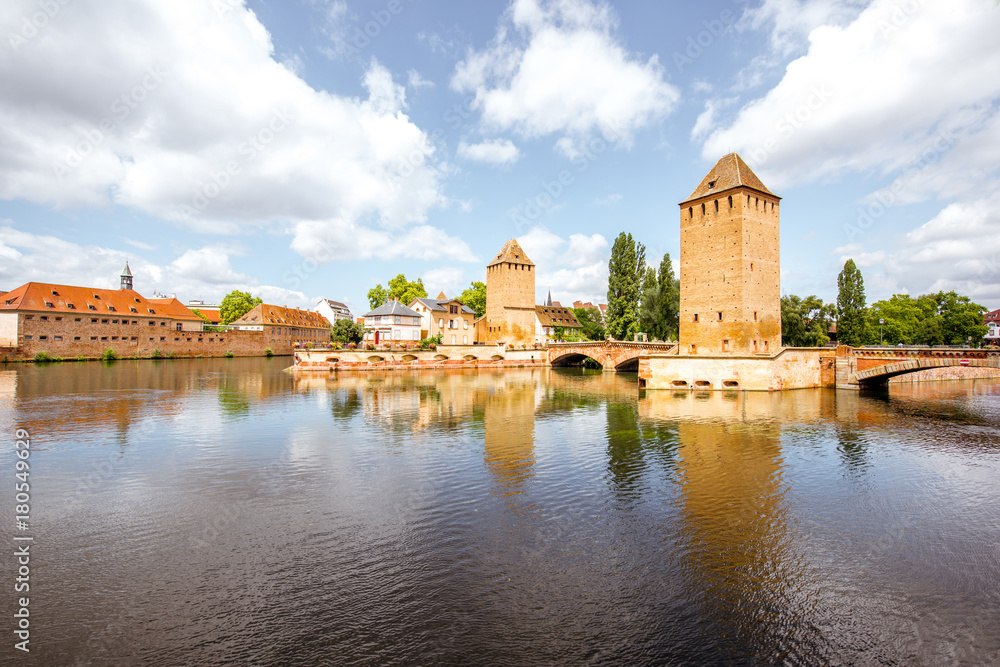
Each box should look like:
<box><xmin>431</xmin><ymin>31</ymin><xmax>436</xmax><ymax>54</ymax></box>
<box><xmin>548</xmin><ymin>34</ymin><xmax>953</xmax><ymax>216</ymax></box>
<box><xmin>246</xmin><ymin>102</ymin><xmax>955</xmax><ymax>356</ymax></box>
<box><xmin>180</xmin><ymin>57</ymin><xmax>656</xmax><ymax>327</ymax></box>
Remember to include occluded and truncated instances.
<box><xmin>7</xmin><ymin>313</ymin><xmax>301</xmax><ymax>360</ymax></box>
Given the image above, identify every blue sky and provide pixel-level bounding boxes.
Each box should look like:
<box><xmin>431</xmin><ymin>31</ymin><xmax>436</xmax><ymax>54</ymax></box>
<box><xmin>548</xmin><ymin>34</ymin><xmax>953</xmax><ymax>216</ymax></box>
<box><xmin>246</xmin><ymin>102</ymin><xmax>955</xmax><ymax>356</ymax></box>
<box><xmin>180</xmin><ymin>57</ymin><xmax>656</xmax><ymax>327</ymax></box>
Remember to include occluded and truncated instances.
<box><xmin>1</xmin><ymin>0</ymin><xmax>998</xmax><ymax>316</ymax></box>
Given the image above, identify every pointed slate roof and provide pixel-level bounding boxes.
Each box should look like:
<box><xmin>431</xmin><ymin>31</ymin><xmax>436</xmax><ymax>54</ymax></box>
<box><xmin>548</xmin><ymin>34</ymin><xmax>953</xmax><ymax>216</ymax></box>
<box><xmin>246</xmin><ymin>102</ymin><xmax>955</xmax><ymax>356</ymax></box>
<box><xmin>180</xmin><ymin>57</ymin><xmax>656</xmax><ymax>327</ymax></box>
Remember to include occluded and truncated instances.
<box><xmin>488</xmin><ymin>239</ymin><xmax>534</xmax><ymax>267</ymax></box>
<box><xmin>121</xmin><ymin>262</ymin><xmax>132</xmax><ymax>278</ymax></box>
<box><xmin>680</xmin><ymin>153</ymin><xmax>778</xmax><ymax>204</ymax></box>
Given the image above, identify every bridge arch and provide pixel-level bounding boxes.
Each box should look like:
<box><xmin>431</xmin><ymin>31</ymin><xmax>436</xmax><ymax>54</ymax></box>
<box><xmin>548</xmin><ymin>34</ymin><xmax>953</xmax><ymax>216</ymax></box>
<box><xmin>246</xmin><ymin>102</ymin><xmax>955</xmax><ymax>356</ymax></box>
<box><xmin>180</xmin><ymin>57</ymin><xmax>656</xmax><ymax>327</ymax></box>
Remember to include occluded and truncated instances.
<box><xmin>550</xmin><ymin>352</ymin><xmax>602</xmax><ymax>368</ymax></box>
<box><xmin>855</xmin><ymin>356</ymin><xmax>999</xmax><ymax>388</ymax></box>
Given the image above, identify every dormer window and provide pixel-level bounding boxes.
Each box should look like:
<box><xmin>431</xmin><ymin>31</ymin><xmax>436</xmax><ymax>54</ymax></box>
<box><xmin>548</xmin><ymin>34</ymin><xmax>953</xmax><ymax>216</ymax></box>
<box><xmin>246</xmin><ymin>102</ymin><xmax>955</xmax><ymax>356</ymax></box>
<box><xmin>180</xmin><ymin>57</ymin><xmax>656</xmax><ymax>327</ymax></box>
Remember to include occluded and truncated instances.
<box><xmin>45</xmin><ymin>301</ymin><xmax>54</xmax><ymax>308</ymax></box>
<box><xmin>67</xmin><ymin>303</ymin><xmax>76</xmax><ymax>309</ymax></box>
<box><xmin>130</xmin><ymin>307</ymin><xmax>138</xmax><ymax>313</ymax></box>
<box><xmin>88</xmin><ymin>304</ymin><xmax>96</xmax><ymax>310</ymax></box>
<box><xmin>94</xmin><ymin>294</ymin><xmax>101</xmax><ymax>299</ymax></box>
<box><xmin>108</xmin><ymin>305</ymin><xmax>116</xmax><ymax>312</ymax></box>
<box><xmin>134</xmin><ymin>298</ymin><xmax>141</xmax><ymax>303</ymax></box>
<box><xmin>51</xmin><ymin>290</ymin><xmax>59</xmax><ymax>296</ymax></box>
<box><xmin>148</xmin><ymin>309</ymin><xmax>156</xmax><ymax>314</ymax></box>
<box><xmin>708</xmin><ymin>180</ymin><xmax>716</xmax><ymax>188</ymax></box>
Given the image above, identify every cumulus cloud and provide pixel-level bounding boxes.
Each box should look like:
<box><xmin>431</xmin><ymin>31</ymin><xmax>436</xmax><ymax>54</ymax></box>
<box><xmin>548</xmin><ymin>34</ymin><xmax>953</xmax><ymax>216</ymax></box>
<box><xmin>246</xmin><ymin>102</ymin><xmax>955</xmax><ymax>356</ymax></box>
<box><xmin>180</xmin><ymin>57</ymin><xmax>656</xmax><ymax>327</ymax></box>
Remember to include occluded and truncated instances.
<box><xmin>0</xmin><ymin>0</ymin><xmax>456</xmax><ymax>263</ymax></box>
<box><xmin>451</xmin><ymin>0</ymin><xmax>679</xmax><ymax>158</ymax></box>
<box><xmin>0</xmin><ymin>224</ymin><xmax>307</xmax><ymax>305</ymax></box>
<box><xmin>456</xmin><ymin>138</ymin><xmax>521</xmax><ymax>165</ymax></box>
<box><xmin>834</xmin><ymin>193</ymin><xmax>1000</xmax><ymax>304</ymax></box>
<box><xmin>517</xmin><ymin>226</ymin><xmax>608</xmax><ymax>303</ymax></box>
<box><xmin>422</xmin><ymin>268</ymin><xmax>466</xmax><ymax>298</ymax></box>
<box><xmin>703</xmin><ymin>0</ymin><xmax>1000</xmax><ymax>193</ymax></box>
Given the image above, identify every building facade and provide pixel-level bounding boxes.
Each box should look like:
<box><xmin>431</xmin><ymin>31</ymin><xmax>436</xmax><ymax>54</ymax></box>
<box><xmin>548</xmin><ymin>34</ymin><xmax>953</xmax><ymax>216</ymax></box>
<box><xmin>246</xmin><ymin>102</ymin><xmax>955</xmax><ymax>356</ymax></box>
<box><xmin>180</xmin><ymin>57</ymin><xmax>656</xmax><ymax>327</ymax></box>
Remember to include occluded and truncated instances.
<box><xmin>986</xmin><ymin>308</ymin><xmax>1000</xmax><ymax>345</ymax></box>
<box><xmin>410</xmin><ymin>292</ymin><xmax>476</xmax><ymax>344</ymax></box>
<box><xmin>362</xmin><ymin>300</ymin><xmax>422</xmax><ymax>344</ymax></box>
<box><xmin>230</xmin><ymin>304</ymin><xmax>331</xmax><ymax>347</ymax></box>
<box><xmin>480</xmin><ymin>239</ymin><xmax>536</xmax><ymax>345</ymax></box>
<box><xmin>535</xmin><ymin>305</ymin><xmax>582</xmax><ymax>342</ymax></box>
<box><xmin>678</xmin><ymin>153</ymin><xmax>781</xmax><ymax>356</ymax></box>
<box><xmin>315</xmin><ymin>298</ymin><xmax>354</xmax><ymax>326</ymax></box>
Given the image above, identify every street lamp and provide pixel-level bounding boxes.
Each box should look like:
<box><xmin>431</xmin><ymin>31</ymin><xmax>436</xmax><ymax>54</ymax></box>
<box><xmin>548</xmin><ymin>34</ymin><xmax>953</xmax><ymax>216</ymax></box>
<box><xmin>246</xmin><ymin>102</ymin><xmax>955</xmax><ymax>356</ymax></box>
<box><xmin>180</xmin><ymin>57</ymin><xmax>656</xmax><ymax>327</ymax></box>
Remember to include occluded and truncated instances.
<box><xmin>879</xmin><ymin>318</ymin><xmax>884</xmax><ymax>346</ymax></box>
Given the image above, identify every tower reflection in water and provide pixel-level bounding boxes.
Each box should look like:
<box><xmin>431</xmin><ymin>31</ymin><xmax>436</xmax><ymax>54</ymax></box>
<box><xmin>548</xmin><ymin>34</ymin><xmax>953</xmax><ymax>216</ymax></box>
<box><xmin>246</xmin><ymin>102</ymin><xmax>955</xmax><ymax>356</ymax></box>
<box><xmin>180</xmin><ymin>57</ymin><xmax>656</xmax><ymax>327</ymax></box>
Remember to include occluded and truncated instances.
<box><xmin>482</xmin><ymin>375</ymin><xmax>539</xmax><ymax>511</ymax></box>
<box><xmin>639</xmin><ymin>389</ymin><xmax>831</xmax><ymax>660</ymax></box>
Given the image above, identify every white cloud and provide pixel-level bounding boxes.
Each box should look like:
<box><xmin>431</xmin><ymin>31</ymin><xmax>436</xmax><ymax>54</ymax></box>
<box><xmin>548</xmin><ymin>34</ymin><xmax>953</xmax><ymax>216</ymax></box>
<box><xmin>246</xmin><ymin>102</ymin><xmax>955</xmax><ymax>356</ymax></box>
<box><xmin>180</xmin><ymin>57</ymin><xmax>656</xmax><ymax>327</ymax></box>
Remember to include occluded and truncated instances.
<box><xmin>290</xmin><ymin>221</ymin><xmax>477</xmax><ymax>263</ymax></box>
<box><xmin>0</xmin><ymin>0</ymin><xmax>452</xmax><ymax>263</ymax></box>
<box><xmin>407</xmin><ymin>69</ymin><xmax>434</xmax><ymax>90</ymax></box>
<box><xmin>456</xmin><ymin>138</ymin><xmax>521</xmax><ymax>165</ymax></box>
<box><xmin>0</xmin><ymin>224</ymin><xmax>306</xmax><ymax>305</ymax></box>
<box><xmin>834</xmin><ymin>193</ymin><xmax>1000</xmax><ymax>304</ymax></box>
<box><xmin>517</xmin><ymin>226</ymin><xmax>608</xmax><ymax>303</ymax></box>
<box><xmin>703</xmin><ymin>0</ymin><xmax>1000</xmax><ymax>193</ymax></box>
<box><xmin>743</xmin><ymin>0</ymin><xmax>869</xmax><ymax>56</ymax></box>
<box><xmin>422</xmin><ymin>268</ymin><xmax>465</xmax><ymax>298</ymax></box>
<box><xmin>451</xmin><ymin>0</ymin><xmax>679</xmax><ymax>157</ymax></box>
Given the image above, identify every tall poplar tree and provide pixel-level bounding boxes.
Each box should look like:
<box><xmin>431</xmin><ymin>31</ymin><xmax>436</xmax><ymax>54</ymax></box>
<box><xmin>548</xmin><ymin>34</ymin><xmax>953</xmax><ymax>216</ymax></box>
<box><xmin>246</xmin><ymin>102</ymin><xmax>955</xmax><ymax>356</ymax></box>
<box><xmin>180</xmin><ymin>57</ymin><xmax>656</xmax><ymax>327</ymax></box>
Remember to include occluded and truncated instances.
<box><xmin>837</xmin><ymin>259</ymin><xmax>868</xmax><ymax>346</ymax></box>
<box><xmin>606</xmin><ymin>232</ymin><xmax>642</xmax><ymax>340</ymax></box>
<box><xmin>639</xmin><ymin>252</ymin><xmax>680</xmax><ymax>340</ymax></box>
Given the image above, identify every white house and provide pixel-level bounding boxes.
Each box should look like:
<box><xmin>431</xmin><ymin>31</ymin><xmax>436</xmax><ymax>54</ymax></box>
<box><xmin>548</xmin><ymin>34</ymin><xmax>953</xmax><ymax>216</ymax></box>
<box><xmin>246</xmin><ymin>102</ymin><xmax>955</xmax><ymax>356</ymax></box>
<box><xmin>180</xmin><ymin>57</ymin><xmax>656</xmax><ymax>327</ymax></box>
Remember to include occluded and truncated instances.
<box><xmin>986</xmin><ymin>308</ymin><xmax>1000</xmax><ymax>345</ymax></box>
<box><xmin>316</xmin><ymin>298</ymin><xmax>353</xmax><ymax>326</ymax></box>
<box><xmin>363</xmin><ymin>300</ymin><xmax>422</xmax><ymax>344</ymax></box>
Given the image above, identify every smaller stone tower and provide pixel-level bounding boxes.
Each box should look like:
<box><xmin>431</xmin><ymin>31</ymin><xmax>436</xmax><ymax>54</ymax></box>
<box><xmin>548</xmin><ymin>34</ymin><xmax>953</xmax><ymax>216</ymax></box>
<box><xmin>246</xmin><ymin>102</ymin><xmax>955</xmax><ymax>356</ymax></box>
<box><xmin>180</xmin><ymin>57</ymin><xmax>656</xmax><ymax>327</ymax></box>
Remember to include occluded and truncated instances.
<box><xmin>120</xmin><ymin>262</ymin><xmax>133</xmax><ymax>291</ymax></box>
<box><xmin>483</xmin><ymin>239</ymin><xmax>536</xmax><ymax>344</ymax></box>
<box><xmin>678</xmin><ymin>153</ymin><xmax>781</xmax><ymax>356</ymax></box>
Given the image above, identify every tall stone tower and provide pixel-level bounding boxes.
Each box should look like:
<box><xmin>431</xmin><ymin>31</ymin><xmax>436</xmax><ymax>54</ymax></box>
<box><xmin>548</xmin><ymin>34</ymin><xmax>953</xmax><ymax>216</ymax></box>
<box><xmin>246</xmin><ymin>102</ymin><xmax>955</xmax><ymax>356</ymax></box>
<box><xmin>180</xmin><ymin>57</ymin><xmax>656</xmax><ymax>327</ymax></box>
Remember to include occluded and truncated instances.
<box><xmin>483</xmin><ymin>239</ymin><xmax>536</xmax><ymax>344</ymax></box>
<box><xmin>678</xmin><ymin>153</ymin><xmax>781</xmax><ymax>356</ymax></box>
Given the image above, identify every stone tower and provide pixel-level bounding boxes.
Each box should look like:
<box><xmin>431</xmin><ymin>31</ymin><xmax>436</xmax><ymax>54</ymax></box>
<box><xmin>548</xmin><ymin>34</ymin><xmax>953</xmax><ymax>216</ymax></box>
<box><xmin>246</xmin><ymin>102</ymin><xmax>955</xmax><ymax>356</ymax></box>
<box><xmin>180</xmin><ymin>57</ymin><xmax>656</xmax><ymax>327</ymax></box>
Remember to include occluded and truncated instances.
<box><xmin>678</xmin><ymin>153</ymin><xmax>781</xmax><ymax>356</ymax></box>
<box><xmin>483</xmin><ymin>239</ymin><xmax>536</xmax><ymax>344</ymax></box>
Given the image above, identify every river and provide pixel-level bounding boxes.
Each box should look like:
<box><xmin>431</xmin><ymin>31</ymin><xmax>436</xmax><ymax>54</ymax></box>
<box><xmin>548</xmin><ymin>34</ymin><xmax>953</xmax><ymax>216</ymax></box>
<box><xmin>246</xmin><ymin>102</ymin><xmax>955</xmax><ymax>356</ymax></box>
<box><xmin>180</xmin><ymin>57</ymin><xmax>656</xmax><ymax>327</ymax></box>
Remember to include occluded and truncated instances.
<box><xmin>2</xmin><ymin>358</ymin><xmax>999</xmax><ymax>665</ymax></box>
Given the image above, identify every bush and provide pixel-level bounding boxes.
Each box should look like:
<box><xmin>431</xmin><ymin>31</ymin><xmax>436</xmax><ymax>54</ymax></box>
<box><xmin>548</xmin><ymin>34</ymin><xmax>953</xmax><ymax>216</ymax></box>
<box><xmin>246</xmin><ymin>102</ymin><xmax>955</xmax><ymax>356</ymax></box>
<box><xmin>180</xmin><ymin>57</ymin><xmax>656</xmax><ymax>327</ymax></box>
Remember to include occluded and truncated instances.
<box><xmin>225</xmin><ymin>351</ymin><xmax>234</xmax><ymax>358</ymax></box>
<box><xmin>102</xmin><ymin>349</ymin><xmax>117</xmax><ymax>361</ymax></box>
<box><xmin>151</xmin><ymin>349</ymin><xmax>163</xmax><ymax>359</ymax></box>
<box><xmin>265</xmin><ymin>347</ymin><xmax>274</xmax><ymax>357</ymax></box>
<box><xmin>76</xmin><ymin>356</ymin><xmax>87</xmax><ymax>362</ymax></box>
<box><xmin>34</xmin><ymin>351</ymin><xmax>57</xmax><ymax>363</ymax></box>
<box><xmin>166</xmin><ymin>351</ymin><xmax>175</xmax><ymax>359</ymax></box>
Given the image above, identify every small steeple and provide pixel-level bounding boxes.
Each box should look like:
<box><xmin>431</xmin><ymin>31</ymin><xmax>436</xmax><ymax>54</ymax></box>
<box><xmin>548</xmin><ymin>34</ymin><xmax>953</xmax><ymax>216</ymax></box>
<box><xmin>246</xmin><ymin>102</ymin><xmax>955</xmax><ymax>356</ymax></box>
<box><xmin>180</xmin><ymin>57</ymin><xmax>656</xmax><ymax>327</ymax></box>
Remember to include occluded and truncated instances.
<box><xmin>120</xmin><ymin>262</ymin><xmax>133</xmax><ymax>291</ymax></box>
<box><xmin>545</xmin><ymin>289</ymin><xmax>553</xmax><ymax>307</ymax></box>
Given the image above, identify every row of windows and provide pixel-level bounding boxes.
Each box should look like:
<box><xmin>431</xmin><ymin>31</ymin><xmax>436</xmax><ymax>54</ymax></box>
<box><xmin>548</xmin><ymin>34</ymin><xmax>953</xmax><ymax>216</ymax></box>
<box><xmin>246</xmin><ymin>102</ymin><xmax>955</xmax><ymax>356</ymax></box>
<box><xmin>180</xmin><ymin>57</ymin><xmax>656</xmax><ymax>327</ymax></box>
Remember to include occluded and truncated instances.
<box><xmin>488</xmin><ymin>263</ymin><xmax>532</xmax><ymax>271</ymax></box>
<box><xmin>438</xmin><ymin>318</ymin><xmax>469</xmax><ymax>330</ymax></box>
<box><xmin>688</xmin><ymin>195</ymin><xmax>777</xmax><ymax>218</ymax></box>
<box><xmin>25</xmin><ymin>314</ymin><xmax>173</xmax><ymax>327</ymax></box>
<box><xmin>692</xmin><ymin>311</ymin><xmax>758</xmax><ymax>322</ymax></box>
<box><xmin>688</xmin><ymin>340</ymin><xmax>770</xmax><ymax>353</ymax></box>
<box><xmin>23</xmin><ymin>335</ymin><xmax>225</xmax><ymax>343</ymax></box>
<box><xmin>370</xmin><ymin>315</ymin><xmax>421</xmax><ymax>325</ymax></box>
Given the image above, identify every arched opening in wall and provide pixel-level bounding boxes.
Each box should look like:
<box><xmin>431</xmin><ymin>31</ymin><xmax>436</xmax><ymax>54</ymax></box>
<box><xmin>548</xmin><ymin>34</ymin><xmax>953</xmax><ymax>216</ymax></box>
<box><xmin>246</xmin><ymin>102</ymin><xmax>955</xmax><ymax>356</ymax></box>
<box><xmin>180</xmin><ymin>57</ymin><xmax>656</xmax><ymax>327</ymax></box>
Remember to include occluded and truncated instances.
<box><xmin>463</xmin><ymin>354</ymin><xmax>477</xmax><ymax>361</ymax></box>
<box><xmin>689</xmin><ymin>206</ymin><xmax>693</xmax><ymax>218</ymax></box>
<box><xmin>671</xmin><ymin>380</ymin><xmax>689</xmax><ymax>388</ymax></box>
<box><xmin>550</xmin><ymin>353</ymin><xmax>593</xmax><ymax>367</ymax></box>
<box><xmin>366</xmin><ymin>355</ymin><xmax>384</xmax><ymax>363</ymax></box>
<box><xmin>728</xmin><ymin>195</ymin><xmax>733</xmax><ymax>208</ymax></box>
<box><xmin>695</xmin><ymin>380</ymin><xmax>712</xmax><ymax>388</ymax></box>
<box><xmin>401</xmin><ymin>354</ymin><xmax>418</xmax><ymax>362</ymax></box>
<box><xmin>325</xmin><ymin>357</ymin><xmax>340</xmax><ymax>363</ymax></box>
<box><xmin>433</xmin><ymin>354</ymin><xmax>448</xmax><ymax>360</ymax></box>
<box><xmin>701</xmin><ymin>203</ymin><xmax>706</xmax><ymax>215</ymax></box>
<box><xmin>723</xmin><ymin>380</ymin><xmax>740</xmax><ymax>389</ymax></box>
<box><xmin>615</xmin><ymin>357</ymin><xmax>640</xmax><ymax>372</ymax></box>
<box><xmin>747</xmin><ymin>195</ymin><xmax>751</xmax><ymax>206</ymax></box>
<box><xmin>714</xmin><ymin>200</ymin><xmax>719</xmax><ymax>212</ymax></box>
<box><xmin>490</xmin><ymin>354</ymin><xmax>505</xmax><ymax>362</ymax></box>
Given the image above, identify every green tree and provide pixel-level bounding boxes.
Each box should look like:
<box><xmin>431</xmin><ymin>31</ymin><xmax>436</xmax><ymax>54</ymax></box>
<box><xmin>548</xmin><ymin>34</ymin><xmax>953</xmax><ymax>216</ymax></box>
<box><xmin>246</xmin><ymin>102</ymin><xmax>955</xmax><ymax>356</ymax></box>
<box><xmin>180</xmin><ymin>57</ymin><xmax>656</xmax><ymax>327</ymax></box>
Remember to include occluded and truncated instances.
<box><xmin>638</xmin><ymin>252</ymin><xmax>680</xmax><ymax>341</ymax></box>
<box><xmin>782</xmin><ymin>295</ymin><xmax>834</xmax><ymax>347</ymax></box>
<box><xmin>368</xmin><ymin>274</ymin><xmax>428</xmax><ymax>311</ymax></box>
<box><xmin>331</xmin><ymin>318</ymin><xmax>364</xmax><ymax>345</ymax></box>
<box><xmin>571</xmin><ymin>306</ymin><xmax>606</xmax><ymax>341</ymax></box>
<box><xmin>607</xmin><ymin>232</ymin><xmax>643</xmax><ymax>340</ymax></box>
<box><xmin>220</xmin><ymin>290</ymin><xmax>263</xmax><ymax>324</ymax></box>
<box><xmin>934</xmin><ymin>291</ymin><xmax>987</xmax><ymax>345</ymax></box>
<box><xmin>869</xmin><ymin>294</ymin><xmax>924</xmax><ymax>345</ymax></box>
<box><xmin>836</xmin><ymin>259</ymin><xmax>868</xmax><ymax>347</ymax></box>
<box><xmin>367</xmin><ymin>285</ymin><xmax>389</xmax><ymax>311</ymax></box>
<box><xmin>459</xmin><ymin>281</ymin><xmax>486</xmax><ymax>319</ymax></box>
<box><xmin>191</xmin><ymin>308</ymin><xmax>208</xmax><ymax>322</ymax></box>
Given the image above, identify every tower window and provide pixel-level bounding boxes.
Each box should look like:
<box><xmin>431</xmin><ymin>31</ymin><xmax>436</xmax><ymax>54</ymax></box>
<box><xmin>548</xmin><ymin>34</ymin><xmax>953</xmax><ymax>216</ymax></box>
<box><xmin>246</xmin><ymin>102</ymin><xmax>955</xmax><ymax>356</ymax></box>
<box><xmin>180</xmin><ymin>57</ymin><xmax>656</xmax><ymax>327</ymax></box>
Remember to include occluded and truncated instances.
<box><xmin>688</xmin><ymin>206</ymin><xmax>693</xmax><ymax>218</ymax></box>
<box><xmin>754</xmin><ymin>311</ymin><xmax>758</xmax><ymax>321</ymax></box>
<box><xmin>708</xmin><ymin>180</ymin><xmax>716</xmax><ymax>188</ymax></box>
<box><xmin>723</xmin><ymin>339</ymin><xmax>731</xmax><ymax>351</ymax></box>
<box><xmin>690</xmin><ymin>344</ymin><xmax>697</xmax><ymax>354</ymax></box>
<box><xmin>728</xmin><ymin>195</ymin><xmax>732</xmax><ymax>208</ymax></box>
<box><xmin>701</xmin><ymin>203</ymin><xmax>706</xmax><ymax>215</ymax></box>
<box><xmin>693</xmin><ymin>313</ymin><xmax>699</xmax><ymax>322</ymax></box>
<box><xmin>717</xmin><ymin>312</ymin><xmax>723</xmax><ymax>321</ymax></box>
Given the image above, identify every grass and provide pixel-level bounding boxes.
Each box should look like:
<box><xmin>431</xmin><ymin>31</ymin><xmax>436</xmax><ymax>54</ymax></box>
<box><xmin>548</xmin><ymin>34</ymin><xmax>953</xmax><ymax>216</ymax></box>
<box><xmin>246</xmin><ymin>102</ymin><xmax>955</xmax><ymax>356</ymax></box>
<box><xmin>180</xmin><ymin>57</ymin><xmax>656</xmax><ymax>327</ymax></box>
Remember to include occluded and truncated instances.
<box><xmin>33</xmin><ymin>351</ymin><xmax>62</xmax><ymax>363</ymax></box>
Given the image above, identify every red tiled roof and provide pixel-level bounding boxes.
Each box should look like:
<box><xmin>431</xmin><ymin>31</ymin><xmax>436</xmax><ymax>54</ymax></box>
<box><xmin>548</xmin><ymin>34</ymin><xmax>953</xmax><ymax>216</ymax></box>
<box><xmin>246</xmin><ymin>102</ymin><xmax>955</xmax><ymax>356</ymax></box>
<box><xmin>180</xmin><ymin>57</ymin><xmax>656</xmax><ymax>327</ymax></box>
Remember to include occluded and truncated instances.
<box><xmin>488</xmin><ymin>239</ymin><xmax>535</xmax><ymax>267</ymax></box>
<box><xmin>191</xmin><ymin>308</ymin><xmax>222</xmax><ymax>324</ymax></box>
<box><xmin>146</xmin><ymin>297</ymin><xmax>203</xmax><ymax>322</ymax></box>
<box><xmin>986</xmin><ymin>308</ymin><xmax>1000</xmax><ymax>323</ymax></box>
<box><xmin>0</xmin><ymin>282</ymin><xmax>180</xmax><ymax>318</ymax></box>
<box><xmin>232</xmin><ymin>304</ymin><xmax>330</xmax><ymax>329</ymax></box>
<box><xmin>535</xmin><ymin>305</ymin><xmax>582</xmax><ymax>328</ymax></box>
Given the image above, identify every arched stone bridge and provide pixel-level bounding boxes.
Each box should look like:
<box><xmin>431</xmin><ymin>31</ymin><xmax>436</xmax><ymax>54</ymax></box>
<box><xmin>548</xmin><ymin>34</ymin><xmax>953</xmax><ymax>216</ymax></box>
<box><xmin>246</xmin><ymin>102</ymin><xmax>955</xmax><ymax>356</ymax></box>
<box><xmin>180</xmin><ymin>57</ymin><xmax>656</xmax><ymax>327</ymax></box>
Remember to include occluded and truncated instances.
<box><xmin>548</xmin><ymin>341</ymin><xmax>677</xmax><ymax>372</ymax></box>
<box><xmin>839</xmin><ymin>346</ymin><xmax>1000</xmax><ymax>389</ymax></box>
